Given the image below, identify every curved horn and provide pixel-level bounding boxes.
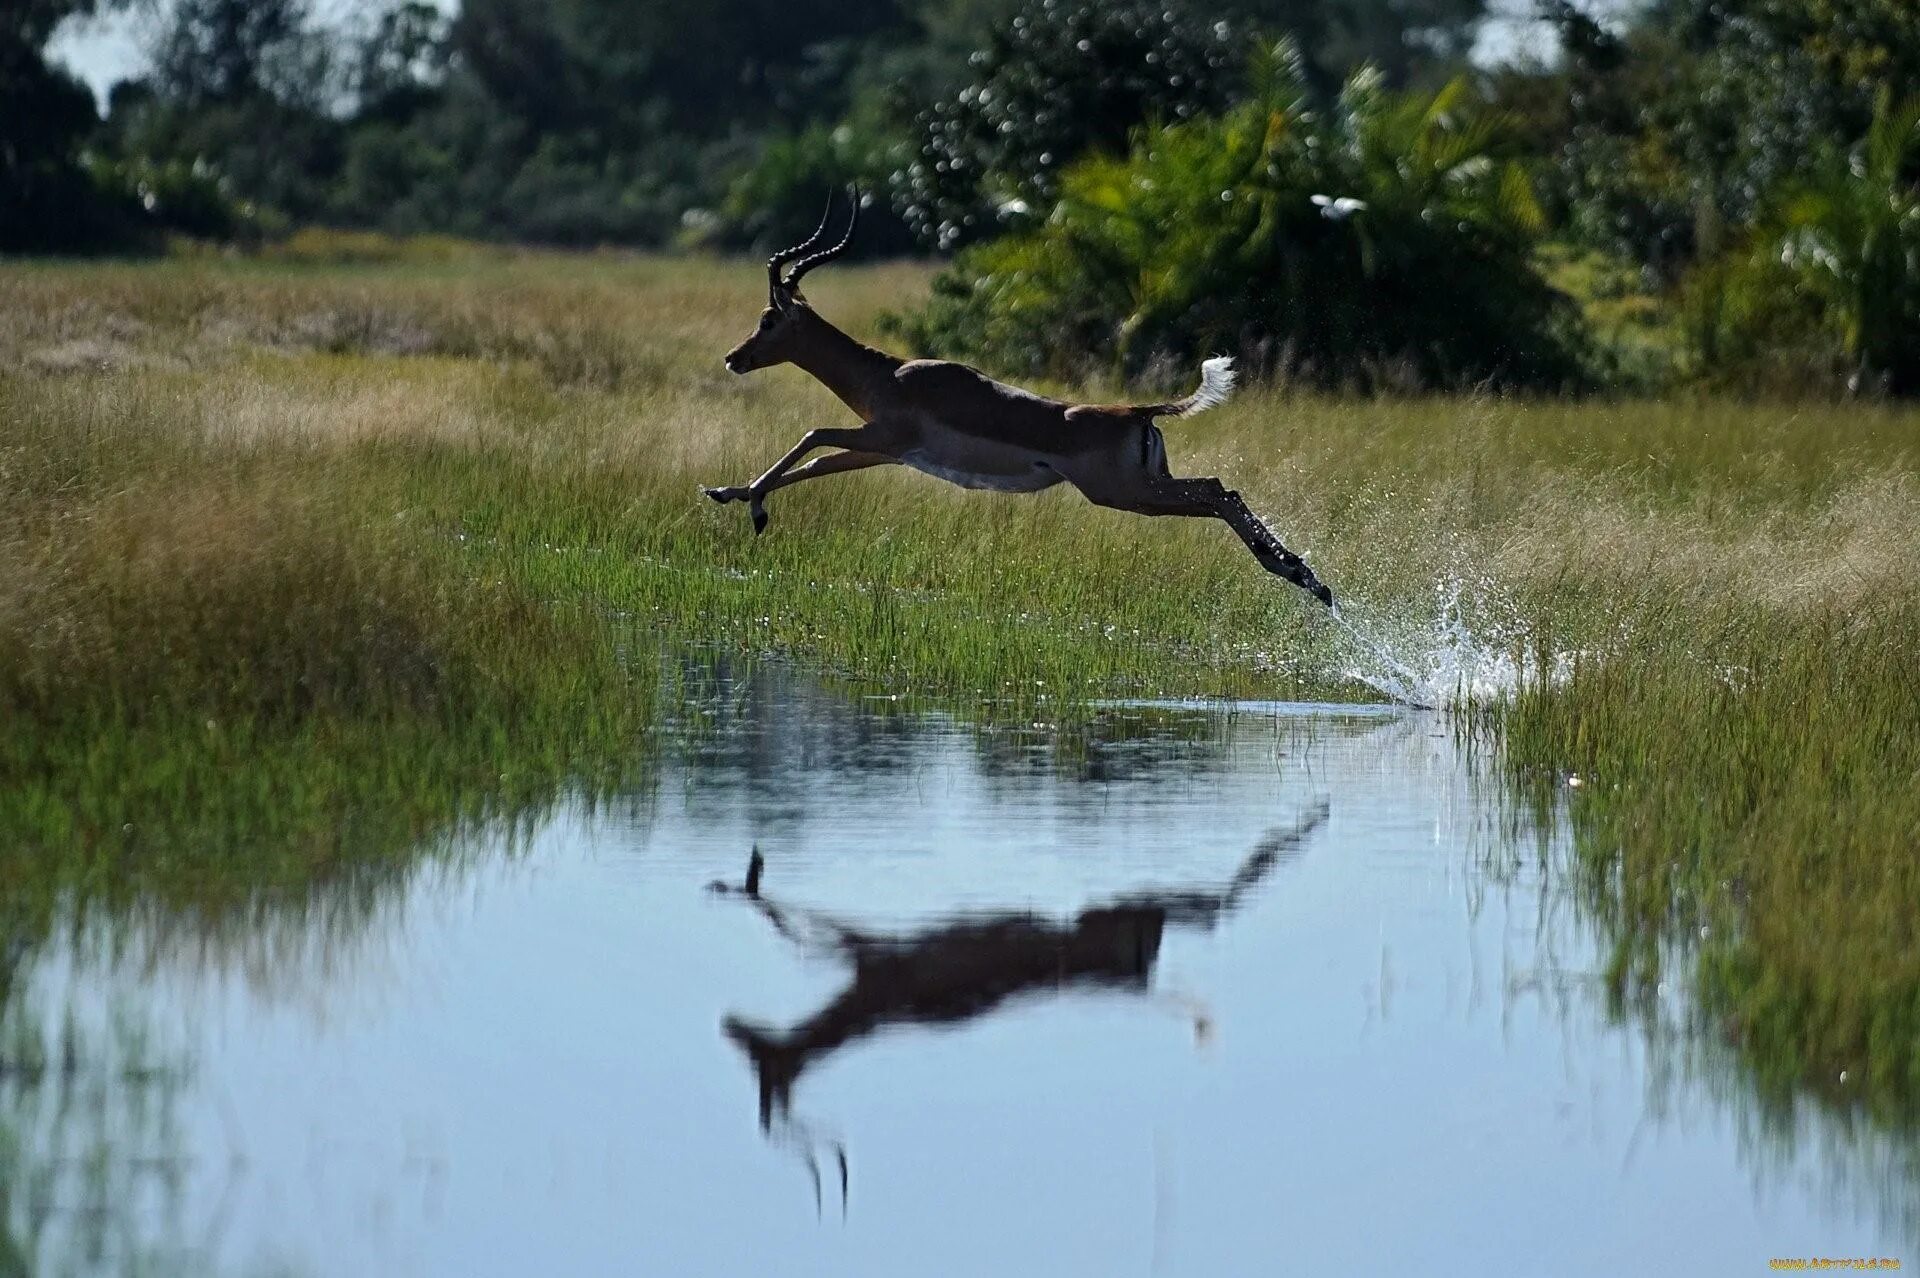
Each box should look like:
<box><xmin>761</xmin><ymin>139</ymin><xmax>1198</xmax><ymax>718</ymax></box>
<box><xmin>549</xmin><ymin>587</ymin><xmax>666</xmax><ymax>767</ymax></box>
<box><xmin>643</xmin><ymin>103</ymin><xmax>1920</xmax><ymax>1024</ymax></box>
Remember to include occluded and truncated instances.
<box><xmin>784</xmin><ymin>186</ymin><xmax>861</xmax><ymax>291</ymax></box>
<box><xmin>768</xmin><ymin>192</ymin><xmax>837</xmax><ymax>302</ymax></box>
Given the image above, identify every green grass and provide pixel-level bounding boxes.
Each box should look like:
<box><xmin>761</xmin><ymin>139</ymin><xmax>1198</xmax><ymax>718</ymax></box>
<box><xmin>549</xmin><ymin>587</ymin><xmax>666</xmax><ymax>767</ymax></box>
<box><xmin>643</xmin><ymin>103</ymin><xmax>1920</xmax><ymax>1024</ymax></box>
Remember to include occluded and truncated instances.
<box><xmin>3</xmin><ymin>252</ymin><xmax>1919</xmax><ymax>1125</ymax></box>
<box><xmin>1489</xmin><ymin>599</ymin><xmax>1920</xmax><ymax>1118</ymax></box>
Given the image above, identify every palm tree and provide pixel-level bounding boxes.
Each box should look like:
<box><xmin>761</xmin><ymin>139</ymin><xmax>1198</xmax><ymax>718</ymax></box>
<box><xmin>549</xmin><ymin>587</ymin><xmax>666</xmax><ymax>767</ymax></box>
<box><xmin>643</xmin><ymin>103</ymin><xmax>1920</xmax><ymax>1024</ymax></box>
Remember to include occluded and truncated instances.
<box><xmin>1774</xmin><ymin>91</ymin><xmax>1920</xmax><ymax>394</ymax></box>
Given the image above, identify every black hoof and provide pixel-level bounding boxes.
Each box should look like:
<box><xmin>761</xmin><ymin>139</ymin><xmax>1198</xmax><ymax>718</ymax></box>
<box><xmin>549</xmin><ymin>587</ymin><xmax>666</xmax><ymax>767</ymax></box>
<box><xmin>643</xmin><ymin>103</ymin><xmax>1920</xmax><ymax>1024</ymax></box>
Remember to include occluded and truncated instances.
<box><xmin>1259</xmin><ymin>548</ymin><xmax>1332</xmax><ymax>607</ymax></box>
<box><xmin>703</xmin><ymin>486</ymin><xmax>739</xmax><ymax>505</ymax></box>
<box><xmin>750</xmin><ymin>503</ymin><xmax>769</xmax><ymax>535</ymax></box>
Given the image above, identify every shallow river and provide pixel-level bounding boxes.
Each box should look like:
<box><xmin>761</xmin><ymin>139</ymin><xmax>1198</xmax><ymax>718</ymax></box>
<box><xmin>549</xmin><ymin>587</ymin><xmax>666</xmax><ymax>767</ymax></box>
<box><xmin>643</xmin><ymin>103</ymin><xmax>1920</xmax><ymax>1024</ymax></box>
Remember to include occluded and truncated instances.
<box><xmin>13</xmin><ymin>664</ymin><xmax>1912</xmax><ymax>1275</ymax></box>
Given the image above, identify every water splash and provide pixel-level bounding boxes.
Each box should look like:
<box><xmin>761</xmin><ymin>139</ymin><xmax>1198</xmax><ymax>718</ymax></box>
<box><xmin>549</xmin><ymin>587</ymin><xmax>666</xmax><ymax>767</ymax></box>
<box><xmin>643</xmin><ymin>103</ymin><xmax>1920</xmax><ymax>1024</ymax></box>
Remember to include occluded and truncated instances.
<box><xmin>1325</xmin><ymin>576</ymin><xmax>1570</xmax><ymax>710</ymax></box>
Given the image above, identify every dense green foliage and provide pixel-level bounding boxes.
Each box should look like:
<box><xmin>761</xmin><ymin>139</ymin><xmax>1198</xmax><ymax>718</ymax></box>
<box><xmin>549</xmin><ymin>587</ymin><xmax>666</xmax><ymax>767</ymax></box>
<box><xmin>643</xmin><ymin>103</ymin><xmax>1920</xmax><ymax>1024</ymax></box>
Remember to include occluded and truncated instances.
<box><xmin>894</xmin><ymin>0</ymin><xmax>1244</xmax><ymax>250</ymax></box>
<box><xmin>1521</xmin><ymin>0</ymin><xmax>1919</xmax><ymax>267</ymax></box>
<box><xmin>711</xmin><ymin>120</ymin><xmax>918</xmax><ymax>258</ymax></box>
<box><xmin>18</xmin><ymin>0</ymin><xmax>1920</xmax><ymax>394</ymax></box>
<box><xmin>893</xmin><ymin>53</ymin><xmax>1583</xmax><ymax>390</ymax></box>
<box><xmin>1688</xmin><ymin>92</ymin><xmax>1920</xmax><ymax>395</ymax></box>
<box><xmin>7</xmin><ymin>0</ymin><xmax>1487</xmax><ymax>255</ymax></box>
<box><xmin>1495</xmin><ymin>0</ymin><xmax>1920</xmax><ymax>394</ymax></box>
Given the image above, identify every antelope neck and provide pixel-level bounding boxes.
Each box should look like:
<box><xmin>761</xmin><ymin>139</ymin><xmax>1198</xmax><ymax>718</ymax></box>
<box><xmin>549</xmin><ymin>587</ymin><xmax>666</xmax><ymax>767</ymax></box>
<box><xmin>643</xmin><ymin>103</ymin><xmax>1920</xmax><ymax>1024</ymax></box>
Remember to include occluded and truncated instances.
<box><xmin>787</xmin><ymin>310</ymin><xmax>902</xmax><ymax>421</ymax></box>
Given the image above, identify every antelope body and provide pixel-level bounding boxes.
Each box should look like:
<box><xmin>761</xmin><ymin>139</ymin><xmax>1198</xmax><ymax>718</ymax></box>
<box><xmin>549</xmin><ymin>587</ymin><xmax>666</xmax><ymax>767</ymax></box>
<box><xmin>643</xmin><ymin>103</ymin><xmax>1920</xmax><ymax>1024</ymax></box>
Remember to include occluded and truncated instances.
<box><xmin>707</xmin><ymin>191</ymin><xmax>1334</xmax><ymax>606</ymax></box>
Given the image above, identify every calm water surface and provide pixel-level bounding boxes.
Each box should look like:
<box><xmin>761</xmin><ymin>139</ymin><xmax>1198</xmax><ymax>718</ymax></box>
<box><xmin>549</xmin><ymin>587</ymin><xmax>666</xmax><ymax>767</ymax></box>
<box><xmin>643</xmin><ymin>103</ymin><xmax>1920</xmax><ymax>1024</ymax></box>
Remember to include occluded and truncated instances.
<box><xmin>15</xmin><ymin>666</ymin><xmax>1912</xmax><ymax>1275</ymax></box>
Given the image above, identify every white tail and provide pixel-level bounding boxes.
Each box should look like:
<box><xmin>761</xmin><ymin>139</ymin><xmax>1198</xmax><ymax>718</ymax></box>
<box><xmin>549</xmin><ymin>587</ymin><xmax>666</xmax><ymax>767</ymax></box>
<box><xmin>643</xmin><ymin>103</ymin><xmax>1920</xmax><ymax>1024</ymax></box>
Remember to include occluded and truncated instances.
<box><xmin>1172</xmin><ymin>356</ymin><xmax>1237</xmax><ymax>419</ymax></box>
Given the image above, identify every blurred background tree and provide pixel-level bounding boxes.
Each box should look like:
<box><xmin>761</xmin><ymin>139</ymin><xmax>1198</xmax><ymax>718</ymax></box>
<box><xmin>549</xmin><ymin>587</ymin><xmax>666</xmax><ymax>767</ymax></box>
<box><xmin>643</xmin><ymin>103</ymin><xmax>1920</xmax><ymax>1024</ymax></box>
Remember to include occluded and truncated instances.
<box><xmin>890</xmin><ymin>45</ymin><xmax>1586</xmax><ymax>391</ymax></box>
<box><xmin>1484</xmin><ymin>0</ymin><xmax>1920</xmax><ymax>392</ymax></box>
<box><xmin>11</xmin><ymin>0</ymin><xmax>1920</xmax><ymax>395</ymax></box>
<box><xmin>1515</xmin><ymin>0</ymin><xmax>1920</xmax><ymax>274</ymax></box>
<box><xmin>894</xmin><ymin>0</ymin><xmax>1246</xmax><ymax>251</ymax></box>
<box><xmin>2</xmin><ymin>0</ymin><xmax>140</xmax><ymax>250</ymax></box>
<box><xmin>111</xmin><ymin>0</ymin><xmax>341</xmax><ymax>228</ymax></box>
<box><xmin>17</xmin><ymin>0</ymin><xmax>1495</xmax><ymax>252</ymax></box>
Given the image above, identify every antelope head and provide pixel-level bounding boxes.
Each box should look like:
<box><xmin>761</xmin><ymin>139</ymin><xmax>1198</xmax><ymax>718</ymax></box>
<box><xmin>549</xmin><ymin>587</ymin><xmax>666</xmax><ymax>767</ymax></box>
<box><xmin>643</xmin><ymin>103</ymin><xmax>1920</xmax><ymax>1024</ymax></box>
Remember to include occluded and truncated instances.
<box><xmin>724</xmin><ymin>188</ymin><xmax>860</xmax><ymax>375</ymax></box>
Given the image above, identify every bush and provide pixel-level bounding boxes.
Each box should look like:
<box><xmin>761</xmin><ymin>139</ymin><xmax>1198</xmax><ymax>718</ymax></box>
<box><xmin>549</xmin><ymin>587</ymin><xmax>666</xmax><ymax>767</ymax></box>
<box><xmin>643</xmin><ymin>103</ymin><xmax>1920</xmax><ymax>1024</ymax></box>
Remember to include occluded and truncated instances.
<box><xmin>889</xmin><ymin>49</ymin><xmax>1590</xmax><ymax>393</ymax></box>
<box><xmin>895</xmin><ymin>0</ymin><xmax>1243</xmax><ymax>251</ymax></box>
<box><xmin>1513</xmin><ymin>0</ymin><xmax>1920</xmax><ymax>283</ymax></box>
<box><xmin>704</xmin><ymin>121</ymin><xmax>914</xmax><ymax>257</ymax></box>
<box><xmin>1688</xmin><ymin>91</ymin><xmax>1920</xmax><ymax>396</ymax></box>
<box><xmin>83</xmin><ymin>151</ymin><xmax>256</xmax><ymax>242</ymax></box>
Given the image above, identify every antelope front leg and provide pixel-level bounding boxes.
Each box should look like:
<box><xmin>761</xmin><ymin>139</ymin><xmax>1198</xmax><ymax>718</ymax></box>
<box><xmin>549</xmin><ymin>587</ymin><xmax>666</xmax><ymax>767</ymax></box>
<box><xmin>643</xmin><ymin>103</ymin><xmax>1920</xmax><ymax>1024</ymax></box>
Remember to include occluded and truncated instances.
<box><xmin>757</xmin><ymin>450</ymin><xmax>897</xmax><ymax>497</ymax></box>
<box><xmin>704</xmin><ymin>426</ymin><xmax>875</xmax><ymax>534</ymax></box>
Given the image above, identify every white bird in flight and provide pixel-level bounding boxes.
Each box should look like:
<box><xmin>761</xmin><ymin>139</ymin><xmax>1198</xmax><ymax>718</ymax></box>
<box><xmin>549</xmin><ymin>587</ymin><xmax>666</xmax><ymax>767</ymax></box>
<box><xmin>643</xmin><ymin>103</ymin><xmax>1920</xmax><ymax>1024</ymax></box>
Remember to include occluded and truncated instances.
<box><xmin>1312</xmin><ymin>194</ymin><xmax>1368</xmax><ymax>220</ymax></box>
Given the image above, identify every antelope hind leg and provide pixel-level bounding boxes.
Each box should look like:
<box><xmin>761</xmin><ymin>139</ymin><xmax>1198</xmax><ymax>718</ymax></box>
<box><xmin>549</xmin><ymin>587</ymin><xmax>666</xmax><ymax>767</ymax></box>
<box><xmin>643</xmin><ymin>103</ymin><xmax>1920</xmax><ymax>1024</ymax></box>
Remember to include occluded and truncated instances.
<box><xmin>1139</xmin><ymin>477</ymin><xmax>1335</xmax><ymax>607</ymax></box>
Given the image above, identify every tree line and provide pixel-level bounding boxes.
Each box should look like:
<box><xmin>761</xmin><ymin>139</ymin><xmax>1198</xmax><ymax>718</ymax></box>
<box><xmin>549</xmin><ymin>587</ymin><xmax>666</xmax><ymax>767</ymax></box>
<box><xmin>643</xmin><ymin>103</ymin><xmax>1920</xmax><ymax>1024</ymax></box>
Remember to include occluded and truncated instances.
<box><xmin>3</xmin><ymin>0</ymin><xmax>1483</xmax><ymax>252</ymax></box>
<box><xmin>5</xmin><ymin>0</ymin><xmax>1918</xmax><ymax>393</ymax></box>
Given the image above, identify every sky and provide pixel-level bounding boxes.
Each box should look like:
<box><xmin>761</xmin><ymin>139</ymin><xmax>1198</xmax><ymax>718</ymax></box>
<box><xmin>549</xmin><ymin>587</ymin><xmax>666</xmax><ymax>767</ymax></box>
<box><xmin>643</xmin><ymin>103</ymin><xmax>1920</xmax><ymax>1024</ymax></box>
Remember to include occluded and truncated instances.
<box><xmin>49</xmin><ymin>8</ymin><xmax>148</xmax><ymax>102</ymax></box>
<box><xmin>46</xmin><ymin>0</ymin><xmax>1626</xmax><ymax>109</ymax></box>
<box><xmin>48</xmin><ymin>0</ymin><xmax>459</xmax><ymax>106</ymax></box>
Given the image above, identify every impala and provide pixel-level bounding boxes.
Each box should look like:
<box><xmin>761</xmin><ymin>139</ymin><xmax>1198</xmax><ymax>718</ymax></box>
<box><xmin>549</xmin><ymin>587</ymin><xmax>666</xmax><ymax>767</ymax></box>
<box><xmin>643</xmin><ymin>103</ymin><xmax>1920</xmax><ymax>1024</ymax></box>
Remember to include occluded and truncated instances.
<box><xmin>706</xmin><ymin>190</ymin><xmax>1335</xmax><ymax>607</ymax></box>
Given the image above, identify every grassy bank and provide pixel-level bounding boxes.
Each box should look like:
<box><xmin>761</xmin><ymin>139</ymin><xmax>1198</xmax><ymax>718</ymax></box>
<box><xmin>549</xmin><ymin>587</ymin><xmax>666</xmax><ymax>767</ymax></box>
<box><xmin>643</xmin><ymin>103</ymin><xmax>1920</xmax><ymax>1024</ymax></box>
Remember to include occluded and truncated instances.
<box><xmin>3</xmin><ymin>253</ymin><xmax>1919</xmax><ymax>1117</ymax></box>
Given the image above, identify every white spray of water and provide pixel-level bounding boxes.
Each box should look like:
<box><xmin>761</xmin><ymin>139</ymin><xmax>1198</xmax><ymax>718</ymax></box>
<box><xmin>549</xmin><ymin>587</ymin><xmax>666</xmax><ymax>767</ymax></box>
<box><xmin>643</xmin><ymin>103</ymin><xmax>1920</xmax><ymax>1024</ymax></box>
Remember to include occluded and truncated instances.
<box><xmin>1323</xmin><ymin>575</ymin><xmax>1572</xmax><ymax>709</ymax></box>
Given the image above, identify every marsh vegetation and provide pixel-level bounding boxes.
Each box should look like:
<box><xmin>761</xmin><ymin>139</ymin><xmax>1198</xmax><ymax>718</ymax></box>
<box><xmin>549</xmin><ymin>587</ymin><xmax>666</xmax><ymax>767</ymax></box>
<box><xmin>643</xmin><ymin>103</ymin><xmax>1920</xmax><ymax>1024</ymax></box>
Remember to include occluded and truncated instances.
<box><xmin>0</xmin><ymin>260</ymin><xmax>1911</xmax><ymax>1278</ymax></box>
<box><xmin>3</xmin><ymin>254</ymin><xmax>1918</xmax><ymax>1137</ymax></box>
<box><xmin>8</xmin><ymin>0</ymin><xmax>1920</xmax><ymax>1266</ymax></box>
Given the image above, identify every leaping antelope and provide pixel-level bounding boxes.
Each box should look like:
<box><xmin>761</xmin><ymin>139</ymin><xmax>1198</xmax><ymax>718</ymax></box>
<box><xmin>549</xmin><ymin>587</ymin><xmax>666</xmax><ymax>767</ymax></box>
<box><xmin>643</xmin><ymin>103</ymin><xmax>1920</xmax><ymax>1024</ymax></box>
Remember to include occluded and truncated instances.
<box><xmin>706</xmin><ymin>190</ymin><xmax>1334</xmax><ymax>607</ymax></box>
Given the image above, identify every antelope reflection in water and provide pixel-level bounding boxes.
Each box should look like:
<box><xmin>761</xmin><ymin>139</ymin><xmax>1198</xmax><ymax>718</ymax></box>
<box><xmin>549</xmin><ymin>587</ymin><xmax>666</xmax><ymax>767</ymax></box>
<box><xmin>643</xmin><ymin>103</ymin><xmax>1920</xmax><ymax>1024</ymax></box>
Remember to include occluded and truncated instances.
<box><xmin>710</xmin><ymin>801</ymin><xmax>1330</xmax><ymax>1211</ymax></box>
